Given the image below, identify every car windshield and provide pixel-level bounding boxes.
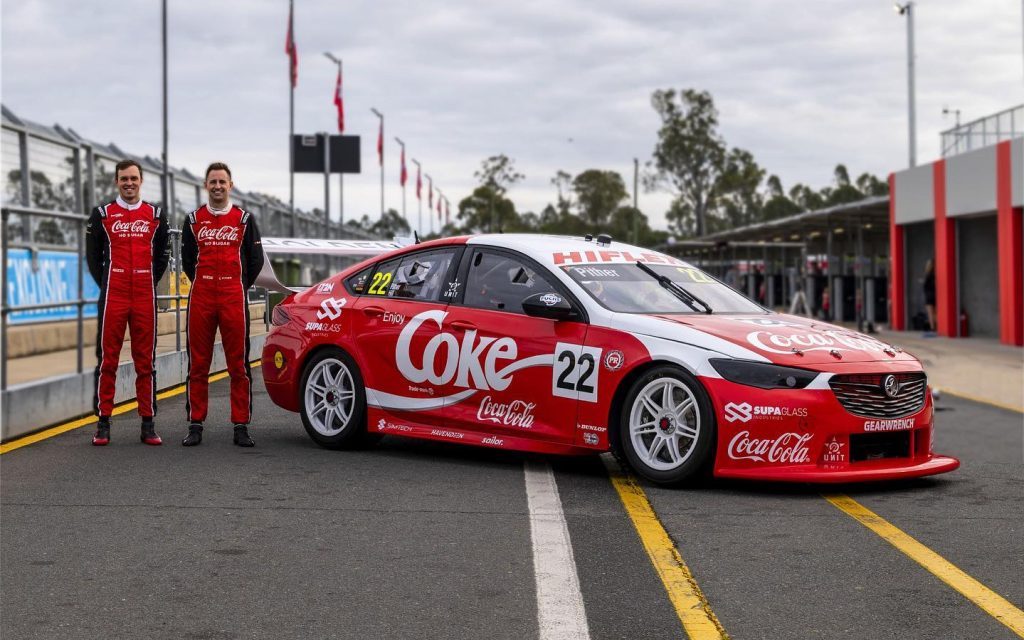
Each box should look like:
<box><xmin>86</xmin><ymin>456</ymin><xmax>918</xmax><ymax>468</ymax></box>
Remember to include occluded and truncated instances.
<box><xmin>561</xmin><ymin>262</ymin><xmax>765</xmax><ymax>314</ymax></box>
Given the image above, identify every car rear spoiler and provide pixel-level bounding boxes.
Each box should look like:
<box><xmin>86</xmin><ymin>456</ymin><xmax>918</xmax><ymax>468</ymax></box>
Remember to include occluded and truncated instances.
<box><xmin>256</xmin><ymin>237</ymin><xmax>415</xmax><ymax>294</ymax></box>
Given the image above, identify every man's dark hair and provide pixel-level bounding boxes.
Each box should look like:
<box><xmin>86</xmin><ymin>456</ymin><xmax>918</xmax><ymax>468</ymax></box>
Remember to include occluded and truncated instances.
<box><xmin>205</xmin><ymin>162</ymin><xmax>232</xmax><ymax>181</ymax></box>
<box><xmin>115</xmin><ymin>159</ymin><xmax>143</xmax><ymax>180</ymax></box>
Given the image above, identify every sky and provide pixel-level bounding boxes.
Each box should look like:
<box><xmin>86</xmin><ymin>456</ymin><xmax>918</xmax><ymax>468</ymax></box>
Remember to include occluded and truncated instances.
<box><xmin>2</xmin><ymin>0</ymin><xmax>1022</xmax><ymax>237</ymax></box>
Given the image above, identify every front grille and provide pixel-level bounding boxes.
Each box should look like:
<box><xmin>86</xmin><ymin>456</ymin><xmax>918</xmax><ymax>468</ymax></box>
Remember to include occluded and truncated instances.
<box><xmin>829</xmin><ymin>372</ymin><xmax>927</xmax><ymax>418</ymax></box>
<box><xmin>850</xmin><ymin>432</ymin><xmax>911</xmax><ymax>461</ymax></box>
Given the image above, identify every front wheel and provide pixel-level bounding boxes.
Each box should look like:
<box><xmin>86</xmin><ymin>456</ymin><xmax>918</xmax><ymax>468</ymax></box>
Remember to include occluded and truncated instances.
<box><xmin>618</xmin><ymin>365</ymin><xmax>715</xmax><ymax>486</ymax></box>
<box><xmin>299</xmin><ymin>348</ymin><xmax>375</xmax><ymax>449</ymax></box>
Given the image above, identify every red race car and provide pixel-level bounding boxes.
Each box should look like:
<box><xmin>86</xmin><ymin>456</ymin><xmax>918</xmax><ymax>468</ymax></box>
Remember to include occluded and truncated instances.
<box><xmin>260</xmin><ymin>234</ymin><xmax>959</xmax><ymax>485</ymax></box>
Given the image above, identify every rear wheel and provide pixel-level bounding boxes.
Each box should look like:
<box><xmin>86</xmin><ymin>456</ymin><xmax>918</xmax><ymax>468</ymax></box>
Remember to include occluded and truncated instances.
<box><xmin>299</xmin><ymin>348</ymin><xmax>376</xmax><ymax>449</ymax></box>
<box><xmin>618</xmin><ymin>365</ymin><xmax>715</xmax><ymax>485</ymax></box>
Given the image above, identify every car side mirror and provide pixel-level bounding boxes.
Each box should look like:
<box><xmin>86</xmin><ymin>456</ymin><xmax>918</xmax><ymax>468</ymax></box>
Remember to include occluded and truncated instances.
<box><xmin>522</xmin><ymin>292</ymin><xmax>578</xmax><ymax>321</ymax></box>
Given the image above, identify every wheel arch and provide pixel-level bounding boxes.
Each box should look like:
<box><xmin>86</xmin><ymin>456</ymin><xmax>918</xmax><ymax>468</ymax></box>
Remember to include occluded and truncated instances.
<box><xmin>606</xmin><ymin>358</ymin><xmax>719</xmax><ymax>460</ymax></box>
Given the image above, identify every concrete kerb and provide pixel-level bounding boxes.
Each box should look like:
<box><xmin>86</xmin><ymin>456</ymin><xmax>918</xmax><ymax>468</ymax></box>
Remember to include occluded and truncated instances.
<box><xmin>1</xmin><ymin>334</ymin><xmax>267</xmax><ymax>442</ymax></box>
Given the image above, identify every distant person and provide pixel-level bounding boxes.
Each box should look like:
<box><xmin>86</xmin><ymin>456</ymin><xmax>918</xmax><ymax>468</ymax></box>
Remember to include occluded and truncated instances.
<box><xmin>923</xmin><ymin>258</ymin><xmax>936</xmax><ymax>334</ymax></box>
<box><xmin>85</xmin><ymin>159</ymin><xmax>170</xmax><ymax>446</ymax></box>
<box><xmin>180</xmin><ymin>163</ymin><xmax>264</xmax><ymax>447</ymax></box>
<box><xmin>820</xmin><ymin>285</ymin><xmax>831</xmax><ymax>321</ymax></box>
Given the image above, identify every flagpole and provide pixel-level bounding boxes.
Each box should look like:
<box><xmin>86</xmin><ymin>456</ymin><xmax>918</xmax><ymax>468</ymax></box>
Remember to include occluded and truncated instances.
<box><xmin>395</xmin><ymin>137</ymin><xmax>406</xmax><ymax>223</ymax></box>
<box><xmin>287</xmin><ymin>0</ymin><xmax>296</xmax><ymax>237</ymax></box>
<box><xmin>371</xmin><ymin>108</ymin><xmax>384</xmax><ymax>218</ymax></box>
<box><xmin>324</xmin><ymin>51</ymin><xmax>344</xmax><ymax>238</ymax></box>
<box><xmin>412</xmin><ymin>158</ymin><xmax>422</xmax><ymax>237</ymax></box>
<box><xmin>436</xmin><ymin>189</ymin><xmax>443</xmax><ymax>235</ymax></box>
<box><xmin>426</xmin><ymin>174</ymin><xmax>433</xmax><ymax>235</ymax></box>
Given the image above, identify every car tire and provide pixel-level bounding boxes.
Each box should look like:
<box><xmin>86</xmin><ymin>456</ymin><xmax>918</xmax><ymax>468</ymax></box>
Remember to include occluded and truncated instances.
<box><xmin>298</xmin><ymin>348</ymin><xmax>376</xmax><ymax>449</ymax></box>
<box><xmin>618</xmin><ymin>365</ymin><xmax>715</xmax><ymax>486</ymax></box>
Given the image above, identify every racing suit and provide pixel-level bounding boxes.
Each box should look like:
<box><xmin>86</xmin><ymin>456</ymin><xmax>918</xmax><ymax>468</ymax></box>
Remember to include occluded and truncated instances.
<box><xmin>86</xmin><ymin>198</ymin><xmax>170</xmax><ymax>419</ymax></box>
<box><xmin>181</xmin><ymin>204</ymin><xmax>264</xmax><ymax>425</ymax></box>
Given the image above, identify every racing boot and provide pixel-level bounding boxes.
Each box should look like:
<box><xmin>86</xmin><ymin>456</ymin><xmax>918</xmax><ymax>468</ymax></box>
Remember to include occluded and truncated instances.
<box><xmin>233</xmin><ymin>424</ymin><xmax>254</xmax><ymax>448</ymax></box>
<box><xmin>182</xmin><ymin>423</ymin><xmax>203</xmax><ymax>447</ymax></box>
<box><xmin>92</xmin><ymin>418</ymin><xmax>111</xmax><ymax>446</ymax></box>
<box><xmin>140</xmin><ymin>419</ymin><xmax>162</xmax><ymax>446</ymax></box>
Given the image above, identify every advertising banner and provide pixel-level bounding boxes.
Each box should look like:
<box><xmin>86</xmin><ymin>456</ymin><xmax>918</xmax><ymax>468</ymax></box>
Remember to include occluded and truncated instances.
<box><xmin>5</xmin><ymin>249</ymin><xmax>99</xmax><ymax>323</ymax></box>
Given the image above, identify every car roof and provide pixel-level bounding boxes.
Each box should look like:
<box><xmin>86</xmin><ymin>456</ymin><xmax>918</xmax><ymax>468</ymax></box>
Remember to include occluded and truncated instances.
<box><xmin>464</xmin><ymin>234</ymin><xmax>696</xmax><ymax>270</ymax></box>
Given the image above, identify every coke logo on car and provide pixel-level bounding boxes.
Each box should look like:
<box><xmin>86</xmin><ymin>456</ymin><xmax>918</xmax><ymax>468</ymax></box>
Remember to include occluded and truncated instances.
<box><xmin>111</xmin><ymin>220</ymin><xmax>150</xmax><ymax>234</ymax></box>
<box><xmin>197</xmin><ymin>226</ymin><xmax>240</xmax><ymax>242</ymax></box>
<box><xmin>746</xmin><ymin>329</ymin><xmax>889</xmax><ymax>354</ymax></box>
<box><xmin>396</xmin><ymin>310</ymin><xmax>541</xmax><ymax>392</ymax></box>
<box><xmin>726</xmin><ymin>431</ymin><xmax>812</xmax><ymax>463</ymax></box>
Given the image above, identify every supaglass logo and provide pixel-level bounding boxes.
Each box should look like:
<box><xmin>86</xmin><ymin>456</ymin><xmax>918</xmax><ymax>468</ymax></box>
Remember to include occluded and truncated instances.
<box><xmin>723</xmin><ymin>402</ymin><xmax>808</xmax><ymax>423</ymax></box>
<box><xmin>316</xmin><ymin>297</ymin><xmax>347</xmax><ymax>321</ymax></box>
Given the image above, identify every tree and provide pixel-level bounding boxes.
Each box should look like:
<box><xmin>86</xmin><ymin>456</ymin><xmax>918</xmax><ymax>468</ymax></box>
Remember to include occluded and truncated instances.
<box><xmin>474</xmin><ymin>154</ymin><xmax>524</xmax><ymax>196</ymax></box>
<box><xmin>571</xmin><ymin>169</ymin><xmax>628</xmax><ymax>228</ymax></box>
<box><xmin>855</xmin><ymin>172</ymin><xmax>889</xmax><ymax>197</ymax></box>
<box><xmin>762</xmin><ymin>175</ymin><xmax>801</xmax><ymax>221</ymax></box>
<box><xmin>370</xmin><ymin>208</ymin><xmax>410</xmax><ymax>238</ymax></box>
<box><xmin>825</xmin><ymin>164</ymin><xmax>864</xmax><ymax>206</ymax></box>
<box><xmin>645</xmin><ymin>89</ymin><xmax>725</xmax><ymax>237</ymax></box>
<box><xmin>788</xmin><ymin>183</ymin><xmax>825</xmax><ymax>211</ymax></box>
<box><xmin>455</xmin><ymin>186</ymin><xmax>523</xmax><ymax>234</ymax></box>
<box><xmin>715</xmin><ymin>148</ymin><xmax>765</xmax><ymax>229</ymax></box>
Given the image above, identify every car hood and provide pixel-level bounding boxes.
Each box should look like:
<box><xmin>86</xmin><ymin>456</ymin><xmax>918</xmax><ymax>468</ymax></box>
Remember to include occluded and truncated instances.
<box><xmin>645</xmin><ymin>313</ymin><xmax>916</xmax><ymax>367</ymax></box>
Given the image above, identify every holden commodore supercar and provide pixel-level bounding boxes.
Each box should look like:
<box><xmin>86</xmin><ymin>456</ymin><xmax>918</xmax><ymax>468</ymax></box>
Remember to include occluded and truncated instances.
<box><xmin>259</xmin><ymin>234</ymin><xmax>959</xmax><ymax>485</ymax></box>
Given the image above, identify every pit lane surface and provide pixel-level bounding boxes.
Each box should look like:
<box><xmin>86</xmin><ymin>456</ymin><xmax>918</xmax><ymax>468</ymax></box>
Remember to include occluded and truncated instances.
<box><xmin>2</xmin><ymin>372</ymin><xmax>1021</xmax><ymax>639</ymax></box>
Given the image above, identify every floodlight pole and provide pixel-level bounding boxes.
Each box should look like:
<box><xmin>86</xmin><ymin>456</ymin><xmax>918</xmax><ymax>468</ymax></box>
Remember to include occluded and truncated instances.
<box><xmin>896</xmin><ymin>2</ymin><xmax>917</xmax><ymax>167</ymax></box>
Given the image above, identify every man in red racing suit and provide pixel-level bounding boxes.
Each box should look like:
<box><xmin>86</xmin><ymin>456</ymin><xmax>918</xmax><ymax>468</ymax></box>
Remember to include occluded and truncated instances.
<box><xmin>86</xmin><ymin>159</ymin><xmax>170</xmax><ymax>446</ymax></box>
<box><xmin>180</xmin><ymin>162</ymin><xmax>264</xmax><ymax>447</ymax></box>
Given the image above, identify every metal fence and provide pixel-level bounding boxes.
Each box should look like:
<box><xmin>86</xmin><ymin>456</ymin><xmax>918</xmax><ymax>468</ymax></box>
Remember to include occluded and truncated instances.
<box><xmin>940</xmin><ymin>104</ymin><xmax>1023</xmax><ymax>157</ymax></box>
<box><xmin>1</xmin><ymin>107</ymin><xmax>379</xmax><ymax>391</ymax></box>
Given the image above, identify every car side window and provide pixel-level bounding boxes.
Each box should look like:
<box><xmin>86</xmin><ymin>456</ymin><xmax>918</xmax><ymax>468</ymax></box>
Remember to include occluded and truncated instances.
<box><xmin>462</xmin><ymin>250</ymin><xmax>560</xmax><ymax>314</ymax></box>
<box><xmin>345</xmin><ymin>266</ymin><xmax>373</xmax><ymax>295</ymax></box>
<box><xmin>366</xmin><ymin>249</ymin><xmax>458</xmax><ymax>302</ymax></box>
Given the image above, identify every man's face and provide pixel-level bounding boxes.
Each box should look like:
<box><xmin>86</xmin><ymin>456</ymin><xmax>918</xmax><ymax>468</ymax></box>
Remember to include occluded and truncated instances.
<box><xmin>116</xmin><ymin>165</ymin><xmax>142</xmax><ymax>203</ymax></box>
<box><xmin>205</xmin><ymin>170</ymin><xmax>232</xmax><ymax>207</ymax></box>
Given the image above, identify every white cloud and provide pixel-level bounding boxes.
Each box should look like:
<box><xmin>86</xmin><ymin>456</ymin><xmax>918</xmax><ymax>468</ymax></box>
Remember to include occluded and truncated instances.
<box><xmin>2</xmin><ymin>0</ymin><xmax>1020</xmax><ymax>237</ymax></box>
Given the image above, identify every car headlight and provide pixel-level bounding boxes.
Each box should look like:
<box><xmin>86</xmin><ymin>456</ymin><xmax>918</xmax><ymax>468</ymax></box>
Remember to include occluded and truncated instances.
<box><xmin>709</xmin><ymin>358</ymin><xmax>817</xmax><ymax>390</ymax></box>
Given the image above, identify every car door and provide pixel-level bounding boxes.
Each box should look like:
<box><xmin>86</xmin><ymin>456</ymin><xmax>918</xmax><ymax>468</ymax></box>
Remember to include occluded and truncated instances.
<box><xmin>440</xmin><ymin>247</ymin><xmax>591</xmax><ymax>445</ymax></box>
<box><xmin>350</xmin><ymin>246</ymin><xmax>463</xmax><ymax>428</ymax></box>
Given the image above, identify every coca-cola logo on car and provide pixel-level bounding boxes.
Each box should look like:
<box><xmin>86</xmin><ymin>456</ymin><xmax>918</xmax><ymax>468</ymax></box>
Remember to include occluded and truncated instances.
<box><xmin>111</xmin><ymin>220</ymin><xmax>150</xmax><ymax>234</ymax></box>
<box><xmin>746</xmin><ymin>328</ymin><xmax>889</xmax><ymax>354</ymax></box>
<box><xmin>197</xmin><ymin>226</ymin><xmax>240</xmax><ymax>243</ymax></box>
<box><xmin>476</xmin><ymin>395</ymin><xmax>536</xmax><ymax>429</ymax></box>
<box><xmin>727</xmin><ymin>431</ymin><xmax>812</xmax><ymax>463</ymax></box>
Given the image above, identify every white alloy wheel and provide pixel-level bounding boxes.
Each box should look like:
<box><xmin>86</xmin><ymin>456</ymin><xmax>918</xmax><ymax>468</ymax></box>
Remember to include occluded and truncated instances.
<box><xmin>627</xmin><ymin>377</ymin><xmax>701</xmax><ymax>472</ymax></box>
<box><xmin>304</xmin><ymin>357</ymin><xmax>357</xmax><ymax>436</ymax></box>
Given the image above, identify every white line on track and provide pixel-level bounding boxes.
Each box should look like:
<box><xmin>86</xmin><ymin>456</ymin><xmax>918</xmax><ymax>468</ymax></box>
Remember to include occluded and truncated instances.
<box><xmin>524</xmin><ymin>460</ymin><xmax>591</xmax><ymax>640</ymax></box>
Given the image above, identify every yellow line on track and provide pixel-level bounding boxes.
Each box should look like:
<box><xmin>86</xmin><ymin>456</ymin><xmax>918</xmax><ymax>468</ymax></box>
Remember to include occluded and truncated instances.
<box><xmin>824</xmin><ymin>494</ymin><xmax>1024</xmax><ymax>638</ymax></box>
<box><xmin>940</xmin><ymin>390</ymin><xmax>1023</xmax><ymax>414</ymax></box>
<box><xmin>603</xmin><ymin>456</ymin><xmax>729</xmax><ymax>640</ymax></box>
<box><xmin>0</xmin><ymin>361</ymin><xmax>262</xmax><ymax>455</ymax></box>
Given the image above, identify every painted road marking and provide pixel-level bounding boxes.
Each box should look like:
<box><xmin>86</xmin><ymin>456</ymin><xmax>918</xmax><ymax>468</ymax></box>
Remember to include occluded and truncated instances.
<box><xmin>0</xmin><ymin>362</ymin><xmax>262</xmax><ymax>455</ymax></box>
<box><xmin>524</xmin><ymin>459</ymin><xmax>591</xmax><ymax>640</ymax></box>
<box><xmin>825</xmin><ymin>494</ymin><xmax>1024</xmax><ymax>637</ymax></box>
<box><xmin>603</xmin><ymin>456</ymin><xmax>728</xmax><ymax>640</ymax></box>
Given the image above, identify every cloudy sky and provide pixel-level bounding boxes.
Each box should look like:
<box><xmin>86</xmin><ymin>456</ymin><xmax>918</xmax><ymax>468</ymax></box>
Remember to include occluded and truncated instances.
<box><xmin>2</xmin><ymin>1</ymin><xmax>1021</xmax><ymax>235</ymax></box>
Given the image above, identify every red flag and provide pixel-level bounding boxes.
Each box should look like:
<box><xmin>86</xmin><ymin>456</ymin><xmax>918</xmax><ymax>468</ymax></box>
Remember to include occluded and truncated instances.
<box><xmin>400</xmin><ymin>147</ymin><xmax>407</xmax><ymax>186</ymax></box>
<box><xmin>416</xmin><ymin>166</ymin><xmax>422</xmax><ymax>200</ymax></box>
<box><xmin>428</xmin><ymin>179</ymin><xmax>433</xmax><ymax>208</ymax></box>
<box><xmin>285</xmin><ymin>5</ymin><xmax>298</xmax><ymax>88</ymax></box>
<box><xmin>445</xmin><ymin>198</ymin><xmax>450</xmax><ymax>225</ymax></box>
<box><xmin>376</xmin><ymin>120</ymin><xmax>383</xmax><ymax>166</ymax></box>
<box><xmin>333</xmin><ymin>68</ymin><xmax>344</xmax><ymax>132</ymax></box>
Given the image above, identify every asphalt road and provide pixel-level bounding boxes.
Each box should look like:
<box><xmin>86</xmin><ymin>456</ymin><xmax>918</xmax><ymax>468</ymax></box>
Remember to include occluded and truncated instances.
<box><xmin>1</xmin><ymin>371</ymin><xmax>1021</xmax><ymax>639</ymax></box>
